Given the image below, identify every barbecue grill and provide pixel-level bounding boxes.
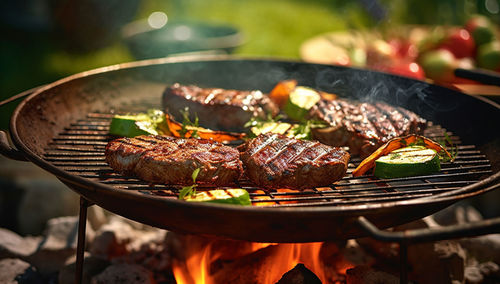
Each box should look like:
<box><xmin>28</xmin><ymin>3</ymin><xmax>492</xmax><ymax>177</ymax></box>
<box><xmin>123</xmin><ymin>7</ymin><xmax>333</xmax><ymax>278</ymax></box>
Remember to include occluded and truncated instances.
<box><xmin>1</xmin><ymin>56</ymin><xmax>499</xmax><ymax>283</ymax></box>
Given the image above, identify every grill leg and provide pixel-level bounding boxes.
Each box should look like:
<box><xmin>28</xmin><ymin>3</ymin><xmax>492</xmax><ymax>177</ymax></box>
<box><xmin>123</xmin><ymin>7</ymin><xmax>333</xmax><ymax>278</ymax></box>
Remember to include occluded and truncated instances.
<box><xmin>399</xmin><ymin>241</ymin><xmax>408</xmax><ymax>284</ymax></box>
<box><xmin>75</xmin><ymin>197</ymin><xmax>90</xmax><ymax>284</ymax></box>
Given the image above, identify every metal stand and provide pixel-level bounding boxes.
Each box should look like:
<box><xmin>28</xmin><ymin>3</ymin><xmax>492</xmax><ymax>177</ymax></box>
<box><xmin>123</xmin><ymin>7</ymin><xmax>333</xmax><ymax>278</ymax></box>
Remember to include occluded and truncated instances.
<box><xmin>399</xmin><ymin>241</ymin><xmax>408</xmax><ymax>284</ymax></box>
<box><xmin>357</xmin><ymin>215</ymin><xmax>500</xmax><ymax>284</ymax></box>
<box><xmin>75</xmin><ymin>197</ymin><xmax>90</xmax><ymax>284</ymax></box>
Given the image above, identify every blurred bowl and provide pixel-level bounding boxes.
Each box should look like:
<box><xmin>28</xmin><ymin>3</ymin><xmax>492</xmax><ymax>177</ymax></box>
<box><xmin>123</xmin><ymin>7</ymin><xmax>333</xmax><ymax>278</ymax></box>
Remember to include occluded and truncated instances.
<box><xmin>122</xmin><ymin>19</ymin><xmax>244</xmax><ymax>59</ymax></box>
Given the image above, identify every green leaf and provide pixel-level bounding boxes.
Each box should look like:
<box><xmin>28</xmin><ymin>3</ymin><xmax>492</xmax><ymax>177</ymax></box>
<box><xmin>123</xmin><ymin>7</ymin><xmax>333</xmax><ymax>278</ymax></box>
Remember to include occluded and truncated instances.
<box><xmin>244</xmin><ymin>114</ymin><xmax>283</xmax><ymax>129</ymax></box>
<box><xmin>438</xmin><ymin>132</ymin><xmax>458</xmax><ymax>162</ymax></box>
<box><xmin>178</xmin><ymin>184</ymin><xmax>196</xmax><ymax>200</ymax></box>
<box><xmin>191</xmin><ymin>167</ymin><xmax>201</xmax><ymax>183</ymax></box>
<box><xmin>291</xmin><ymin>119</ymin><xmax>327</xmax><ymax>140</ymax></box>
<box><xmin>179</xmin><ymin>107</ymin><xmax>200</xmax><ymax>138</ymax></box>
<box><xmin>179</xmin><ymin>167</ymin><xmax>201</xmax><ymax>200</ymax></box>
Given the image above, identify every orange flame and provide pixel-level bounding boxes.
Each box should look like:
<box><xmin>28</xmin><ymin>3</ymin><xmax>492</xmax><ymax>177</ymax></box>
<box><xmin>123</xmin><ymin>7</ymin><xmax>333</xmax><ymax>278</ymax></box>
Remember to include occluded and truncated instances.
<box><xmin>172</xmin><ymin>234</ymin><xmax>355</xmax><ymax>284</ymax></box>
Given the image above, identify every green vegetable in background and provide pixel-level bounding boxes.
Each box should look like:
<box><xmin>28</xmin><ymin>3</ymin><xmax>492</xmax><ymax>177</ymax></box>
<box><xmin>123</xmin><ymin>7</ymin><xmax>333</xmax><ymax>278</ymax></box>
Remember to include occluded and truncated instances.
<box><xmin>284</xmin><ymin>86</ymin><xmax>321</xmax><ymax>121</ymax></box>
<box><xmin>245</xmin><ymin>114</ymin><xmax>325</xmax><ymax>140</ymax></box>
<box><xmin>109</xmin><ymin>109</ymin><xmax>167</xmax><ymax>137</ymax></box>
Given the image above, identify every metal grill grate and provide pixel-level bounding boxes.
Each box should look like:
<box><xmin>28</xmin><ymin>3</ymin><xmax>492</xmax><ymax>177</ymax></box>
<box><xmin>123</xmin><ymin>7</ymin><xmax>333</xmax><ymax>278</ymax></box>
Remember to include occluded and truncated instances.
<box><xmin>42</xmin><ymin>107</ymin><xmax>493</xmax><ymax>208</ymax></box>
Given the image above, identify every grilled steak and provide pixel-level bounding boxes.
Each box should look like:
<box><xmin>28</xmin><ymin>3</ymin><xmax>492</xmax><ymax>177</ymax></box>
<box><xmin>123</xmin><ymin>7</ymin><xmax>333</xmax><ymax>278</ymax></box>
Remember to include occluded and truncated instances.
<box><xmin>162</xmin><ymin>83</ymin><xmax>279</xmax><ymax>132</ymax></box>
<box><xmin>239</xmin><ymin>133</ymin><xmax>350</xmax><ymax>190</ymax></box>
<box><xmin>309</xmin><ymin>99</ymin><xmax>426</xmax><ymax>157</ymax></box>
<box><xmin>105</xmin><ymin>135</ymin><xmax>243</xmax><ymax>186</ymax></box>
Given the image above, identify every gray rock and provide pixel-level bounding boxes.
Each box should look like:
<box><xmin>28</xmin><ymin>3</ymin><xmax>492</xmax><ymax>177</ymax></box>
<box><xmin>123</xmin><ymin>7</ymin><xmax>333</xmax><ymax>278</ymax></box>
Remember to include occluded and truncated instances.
<box><xmin>465</xmin><ymin>266</ymin><xmax>484</xmax><ymax>284</ymax></box>
<box><xmin>432</xmin><ymin>205</ymin><xmax>483</xmax><ymax>226</ymax></box>
<box><xmin>27</xmin><ymin>216</ymin><xmax>95</xmax><ymax>275</ymax></box>
<box><xmin>0</xmin><ymin>228</ymin><xmax>41</xmax><ymax>259</ymax></box>
<box><xmin>87</xmin><ymin>206</ymin><xmax>108</xmax><ymax>231</ymax></box>
<box><xmin>479</xmin><ymin>261</ymin><xmax>499</xmax><ymax>277</ymax></box>
<box><xmin>90</xmin><ymin>263</ymin><xmax>155</xmax><ymax>284</ymax></box>
<box><xmin>42</xmin><ymin>216</ymin><xmax>95</xmax><ymax>250</ymax></box>
<box><xmin>90</xmin><ymin>216</ymin><xmax>137</xmax><ymax>258</ymax></box>
<box><xmin>408</xmin><ymin>240</ymin><xmax>466</xmax><ymax>284</ymax></box>
<box><xmin>460</xmin><ymin>234</ymin><xmax>500</xmax><ymax>264</ymax></box>
<box><xmin>0</xmin><ymin>258</ymin><xmax>43</xmax><ymax>284</ymax></box>
<box><xmin>59</xmin><ymin>255</ymin><xmax>110</xmax><ymax>284</ymax></box>
<box><xmin>128</xmin><ymin>229</ymin><xmax>167</xmax><ymax>252</ymax></box>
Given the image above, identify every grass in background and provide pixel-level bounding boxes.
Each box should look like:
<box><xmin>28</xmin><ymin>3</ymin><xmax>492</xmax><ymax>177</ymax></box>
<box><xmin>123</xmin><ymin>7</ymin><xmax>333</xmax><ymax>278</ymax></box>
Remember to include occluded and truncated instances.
<box><xmin>166</xmin><ymin>0</ymin><xmax>348</xmax><ymax>58</ymax></box>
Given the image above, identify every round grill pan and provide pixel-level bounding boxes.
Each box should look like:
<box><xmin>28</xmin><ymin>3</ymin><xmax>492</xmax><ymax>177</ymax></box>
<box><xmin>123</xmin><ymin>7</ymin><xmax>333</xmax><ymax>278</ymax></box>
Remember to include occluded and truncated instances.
<box><xmin>2</xmin><ymin>56</ymin><xmax>499</xmax><ymax>242</ymax></box>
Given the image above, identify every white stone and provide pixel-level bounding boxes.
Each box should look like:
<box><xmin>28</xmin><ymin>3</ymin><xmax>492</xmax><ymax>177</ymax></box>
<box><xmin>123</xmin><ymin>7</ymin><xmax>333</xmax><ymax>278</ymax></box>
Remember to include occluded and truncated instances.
<box><xmin>27</xmin><ymin>216</ymin><xmax>94</xmax><ymax>275</ymax></box>
<box><xmin>0</xmin><ymin>258</ymin><xmax>41</xmax><ymax>284</ymax></box>
<box><xmin>0</xmin><ymin>228</ymin><xmax>41</xmax><ymax>259</ymax></box>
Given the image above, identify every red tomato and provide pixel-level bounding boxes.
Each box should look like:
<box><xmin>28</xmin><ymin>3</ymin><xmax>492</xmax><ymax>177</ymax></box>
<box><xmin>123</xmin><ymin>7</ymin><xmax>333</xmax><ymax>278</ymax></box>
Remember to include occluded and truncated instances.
<box><xmin>439</xmin><ymin>28</ymin><xmax>475</xmax><ymax>59</ymax></box>
<box><xmin>388</xmin><ymin>38</ymin><xmax>419</xmax><ymax>60</ymax></box>
<box><xmin>372</xmin><ymin>61</ymin><xmax>425</xmax><ymax>80</ymax></box>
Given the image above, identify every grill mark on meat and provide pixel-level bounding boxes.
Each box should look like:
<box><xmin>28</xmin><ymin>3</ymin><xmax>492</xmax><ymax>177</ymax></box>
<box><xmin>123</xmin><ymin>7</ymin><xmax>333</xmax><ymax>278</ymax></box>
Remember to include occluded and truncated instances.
<box><xmin>247</xmin><ymin>133</ymin><xmax>279</xmax><ymax>157</ymax></box>
<box><xmin>105</xmin><ymin>135</ymin><xmax>242</xmax><ymax>186</ymax></box>
<box><xmin>289</xmin><ymin>141</ymin><xmax>320</xmax><ymax>164</ymax></box>
<box><xmin>265</xmin><ymin>139</ymin><xmax>299</xmax><ymax>164</ymax></box>
<box><xmin>309</xmin><ymin>98</ymin><xmax>426</xmax><ymax>157</ymax></box>
<box><xmin>311</xmin><ymin>147</ymin><xmax>333</xmax><ymax>164</ymax></box>
<box><xmin>361</xmin><ymin>103</ymin><xmax>399</xmax><ymax>142</ymax></box>
<box><xmin>163</xmin><ymin>84</ymin><xmax>278</xmax><ymax>132</ymax></box>
<box><xmin>375</xmin><ymin>102</ymin><xmax>410</xmax><ymax>136</ymax></box>
<box><xmin>240</xmin><ymin>134</ymin><xmax>350</xmax><ymax>190</ymax></box>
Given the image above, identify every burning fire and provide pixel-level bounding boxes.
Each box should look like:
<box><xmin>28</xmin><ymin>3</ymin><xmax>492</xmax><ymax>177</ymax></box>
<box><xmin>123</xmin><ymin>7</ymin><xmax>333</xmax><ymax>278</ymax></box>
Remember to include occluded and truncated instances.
<box><xmin>172</xmin><ymin>234</ymin><xmax>355</xmax><ymax>283</ymax></box>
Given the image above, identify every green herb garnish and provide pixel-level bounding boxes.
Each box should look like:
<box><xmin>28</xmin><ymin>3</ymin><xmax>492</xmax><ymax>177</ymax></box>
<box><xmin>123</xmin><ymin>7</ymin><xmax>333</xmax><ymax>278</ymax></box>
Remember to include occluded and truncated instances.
<box><xmin>178</xmin><ymin>168</ymin><xmax>201</xmax><ymax>200</ymax></box>
<box><xmin>179</xmin><ymin>107</ymin><xmax>200</xmax><ymax>138</ymax></box>
<box><xmin>290</xmin><ymin>119</ymin><xmax>327</xmax><ymax>140</ymax></box>
<box><xmin>244</xmin><ymin>114</ymin><xmax>283</xmax><ymax>129</ymax></box>
<box><xmin>438</xmin><ymin>132</ymin><xmax>458</xmax><ymax>162</ymax></box>
<box><xmin>244</xmin><ymin>113</ymin><xmax>326</xmax><ymax>140</ymax></box>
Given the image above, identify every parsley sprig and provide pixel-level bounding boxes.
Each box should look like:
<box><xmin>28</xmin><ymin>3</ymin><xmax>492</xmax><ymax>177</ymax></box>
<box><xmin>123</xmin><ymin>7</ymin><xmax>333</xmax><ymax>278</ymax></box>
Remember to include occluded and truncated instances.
<box><xmin>244</xmin><ymin>113</ymin><xmax>284</xmax><ymax>129</ymax></box>
<box><xmin>179</xmin><ymin>107</ymin><xmax>200</xmax><ymax>138</ymax></box>
<box><xmin>178</xmin><ymin>168</ymin><xmax>201</xmax><ymax>200</ymax></box>
<box><xmin>290</xmin><ymin>119</ymin><xmax>327</xmax><ymax>140</ymax></box>
<box><xmin>438</xmin><ymin>132</ymin><xmax>458</xmax><ymax>162</ymax></box>
<box><xmin>244</xmin><ymin>113</ymin><xmax>326</xmax><ymax>140</ymax></box>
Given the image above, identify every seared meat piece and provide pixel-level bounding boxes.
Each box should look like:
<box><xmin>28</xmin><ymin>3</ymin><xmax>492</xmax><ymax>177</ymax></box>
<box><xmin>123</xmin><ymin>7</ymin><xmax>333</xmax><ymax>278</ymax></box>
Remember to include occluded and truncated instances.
<box><xmin>309</xmin><ymin>99</ymin><xmax>426</xmax><ymax>158</ymax></box>
<box><xmin>162</xmin><ymin>83</ymin><xmax>279</xmax><ymax>132</ymax></box>
<box><xmin>239</xmin><ymin>133</ymin><xmax>350</xmax><ymax>190</ymax></box>
<box><xmin>105</xmin><ymin>135</ymin><xmax>243</xmax><ymax>186</ymax></box>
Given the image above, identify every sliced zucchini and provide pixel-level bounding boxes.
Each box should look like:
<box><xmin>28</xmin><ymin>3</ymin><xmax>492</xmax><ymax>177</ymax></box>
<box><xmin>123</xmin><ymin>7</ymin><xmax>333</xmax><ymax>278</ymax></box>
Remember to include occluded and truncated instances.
<box><xmin>250</xmin><ymin>122</ymin><xmax>292</xmax><ymax>137</ymax></box>
<box><xmin>109</xmin><ymin>110</ymin><xmax>166</xmax><ymax>137</ymax></box>
<box><xmin>184</xmin><ymin>189</ymin><xmax>251</xmax><ymax>205</ymax></box>
<box><xmin>374</xmin><ymin>146</ymin><xmax>441</xmax><ymax>179</ymax></box>
<box><xmin>109</xmin><ymin>115</ymin><xmax>157</xmax><ymax>137</ymax></box>
<box><xmin>284</xmin><ymin>86</ymin><xmax>321</xmax><ymax>121</ymax></box>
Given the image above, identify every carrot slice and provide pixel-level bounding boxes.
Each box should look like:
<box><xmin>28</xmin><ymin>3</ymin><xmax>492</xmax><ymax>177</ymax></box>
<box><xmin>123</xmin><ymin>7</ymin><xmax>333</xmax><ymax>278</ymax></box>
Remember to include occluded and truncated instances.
<box><xmin>352</xmin><ymin>134</ymin><xmax>453</xmax><ymax>177</ymax></box>
<box><xmin>164</xmin><ymin>114</ymin><xmax>245</xmax><ymax>142</ymax></box>
<box><xmin>269</xmin><ymin>79</ymin><xmax>298</xmax><ymax>107</ymax></box>
<box><xmin>269</xmin><ymin>79</ymin><xmax>337</xmax><ymax>108</ymax></box>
